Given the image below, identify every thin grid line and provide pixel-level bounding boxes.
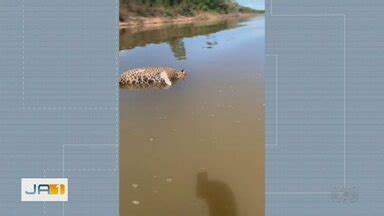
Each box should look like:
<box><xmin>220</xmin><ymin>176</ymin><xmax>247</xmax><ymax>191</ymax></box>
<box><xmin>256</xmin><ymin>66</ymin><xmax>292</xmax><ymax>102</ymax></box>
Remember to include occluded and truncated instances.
<box><xmin>62</xmin><ymin>144</ymin><xmax>118</xmax><ymax>176</ymax></box>
<box><xmin>266</xmin><ymin>192</ymin><xmax>333</xmax><ymax>195</ymax></box>
<box><xmin>22</xmin><ymin>0</ymin><xmax>24</xmax><ymax>108</ymax></box>
<box><xmin>45</xmin><ymin>168</ymin><xmax>117</xmax><ymax>172</ymax></box>
<box><xmin>115</xmin><ymin>0</ymin><xmax>119</xmax><ymax>172</ymax></box>
<box><xmin>266</xmin><ymin>54</ymin><xmax>278</xmax><ymax>147</ymax></box>
<box><xmin>343</xmin><ymin>15</ymin><xmax>346</xmax><ymax>188</ymax></box>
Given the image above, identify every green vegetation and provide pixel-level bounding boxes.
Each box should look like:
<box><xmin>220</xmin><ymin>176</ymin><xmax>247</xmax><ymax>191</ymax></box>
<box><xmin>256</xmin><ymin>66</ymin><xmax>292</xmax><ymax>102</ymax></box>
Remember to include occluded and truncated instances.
<box><xmin>120</xmin><ymin>0</ymin><xmax>264</xmax><ymax>18</ymax></box>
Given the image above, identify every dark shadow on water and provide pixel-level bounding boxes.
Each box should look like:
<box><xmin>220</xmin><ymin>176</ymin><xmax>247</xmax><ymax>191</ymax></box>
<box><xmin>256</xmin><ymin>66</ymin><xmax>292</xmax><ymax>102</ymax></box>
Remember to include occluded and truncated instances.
<box><xmin>197</xmin><ymin>172</ymin><xmax>237</xmax><ymax>216</ymax></box>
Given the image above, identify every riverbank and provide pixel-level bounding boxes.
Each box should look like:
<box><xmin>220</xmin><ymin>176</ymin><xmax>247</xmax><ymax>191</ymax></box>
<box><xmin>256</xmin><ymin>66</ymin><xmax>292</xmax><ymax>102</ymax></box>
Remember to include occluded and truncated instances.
<box><xmin>119</xmin><ymin>12</ymin><xmax>260</xmax><ymax>29</ymax></box>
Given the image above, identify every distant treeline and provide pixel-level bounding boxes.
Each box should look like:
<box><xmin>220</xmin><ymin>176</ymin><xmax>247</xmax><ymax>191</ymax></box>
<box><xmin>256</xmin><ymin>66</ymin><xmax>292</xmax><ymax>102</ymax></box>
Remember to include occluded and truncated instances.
<box><xmin>121</xmin><ymin>0</ymin><xmax>264</xmax><ymax>16</ymax></box>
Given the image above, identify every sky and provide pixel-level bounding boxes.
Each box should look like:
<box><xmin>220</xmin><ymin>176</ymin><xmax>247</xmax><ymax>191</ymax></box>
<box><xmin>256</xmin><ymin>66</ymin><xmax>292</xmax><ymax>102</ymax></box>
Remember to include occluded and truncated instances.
<box><xmin>237</xmin><ymin>0</ymin><xmax>265</xmax><ymax>10</ymax></box>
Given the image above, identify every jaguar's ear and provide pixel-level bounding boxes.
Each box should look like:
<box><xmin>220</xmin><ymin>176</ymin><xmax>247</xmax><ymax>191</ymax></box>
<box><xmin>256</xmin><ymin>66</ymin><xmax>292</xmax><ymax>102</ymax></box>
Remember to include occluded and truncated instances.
<box><xmin>181</xmin><ymin>69</ymin><xmax>185</xmax><ymax>74</ymax></box>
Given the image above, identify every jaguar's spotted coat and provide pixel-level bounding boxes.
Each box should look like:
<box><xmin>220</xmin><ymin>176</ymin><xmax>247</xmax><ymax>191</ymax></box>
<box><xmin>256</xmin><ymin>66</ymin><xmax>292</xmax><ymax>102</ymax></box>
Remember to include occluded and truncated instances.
<box><xmin>119</xmin><ymin>67</ymin><xmax>186</xmax><ymax>88</ymax></box>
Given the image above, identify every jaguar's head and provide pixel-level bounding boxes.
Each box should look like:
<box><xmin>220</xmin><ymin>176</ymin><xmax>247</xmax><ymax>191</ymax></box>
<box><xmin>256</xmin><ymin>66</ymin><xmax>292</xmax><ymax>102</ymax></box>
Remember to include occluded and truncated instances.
<box><xmin>176</xmin><ymin>69</ymin><xmax>187</xmax><ymax>80</ymax></box>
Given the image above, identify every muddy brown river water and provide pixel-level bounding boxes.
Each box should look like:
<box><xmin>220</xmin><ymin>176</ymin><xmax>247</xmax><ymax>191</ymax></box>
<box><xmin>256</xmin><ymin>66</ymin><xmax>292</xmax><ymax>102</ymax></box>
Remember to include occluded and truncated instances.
<box><xmin>120</xmin><ymin>15</ymin><xmax>265</xmax><ymax>216</ymax></box>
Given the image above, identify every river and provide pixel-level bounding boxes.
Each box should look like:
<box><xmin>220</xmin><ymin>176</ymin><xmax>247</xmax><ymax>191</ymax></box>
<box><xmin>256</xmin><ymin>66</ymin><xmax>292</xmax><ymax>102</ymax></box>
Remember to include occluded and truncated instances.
<box><xmin>120</xmin><ymin>15</ymin><xmax>265</xmax><ymax>216</ymax></box>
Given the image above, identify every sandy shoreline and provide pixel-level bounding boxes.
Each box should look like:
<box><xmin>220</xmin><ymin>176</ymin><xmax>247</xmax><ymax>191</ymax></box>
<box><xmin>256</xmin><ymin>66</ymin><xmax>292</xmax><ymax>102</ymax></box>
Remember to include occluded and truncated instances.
<box><xmin>120</xmin><ymin>12</ymin><xmax>259</xmax><ymax>29</ymax></box>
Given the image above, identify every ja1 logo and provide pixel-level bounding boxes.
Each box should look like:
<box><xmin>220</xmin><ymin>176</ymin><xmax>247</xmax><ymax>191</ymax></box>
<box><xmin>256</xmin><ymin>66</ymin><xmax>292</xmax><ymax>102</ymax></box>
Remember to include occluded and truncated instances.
<box><xmin>21</xmin><ymin>178</ymin><xmax>68</xmax><ymax>202</ymax></box>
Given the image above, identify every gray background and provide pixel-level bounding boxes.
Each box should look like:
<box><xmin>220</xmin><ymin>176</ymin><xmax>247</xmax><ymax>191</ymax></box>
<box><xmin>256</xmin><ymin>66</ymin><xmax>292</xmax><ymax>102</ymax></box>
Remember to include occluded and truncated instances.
<box><xmin>266</xmin><ymin>0</ymin><xmax>384</xmax><ymax>215</ymax></box>
<box><xmin>0</xmin><ymin>0</ymin><xmax>118</xmax><ymax>215</ymax></box>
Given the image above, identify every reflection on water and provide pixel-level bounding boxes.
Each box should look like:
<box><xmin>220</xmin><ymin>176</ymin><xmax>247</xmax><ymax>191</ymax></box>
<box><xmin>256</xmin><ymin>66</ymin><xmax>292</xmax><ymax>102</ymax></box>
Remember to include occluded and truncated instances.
<box><xmin>120</xmin><ymin>16</ymin><xmax>264</xmax><ymax>216</ymax></box>
<box><xmin>120</xmin><ymin>18</ymin><xmax>246</xmax><ymax>60</ymax></box>
<box><xmin>169</xmin><ymin>38</ymin><xmax>187</xmax><ymax>60</ymax></box>
<box><xmin>205</xmin><ymin>36</ymin><xmax>219</xmax><ymax>49</ymax></box>
<box><xmin>120</xmin><ymin>82</ymin><xmax>170</xmax><ymax>90</ymax></box>
<box><xmin>197</xmin><ymin>172</ymin><xmax>237</xmax><ymax>216</ymax></box>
